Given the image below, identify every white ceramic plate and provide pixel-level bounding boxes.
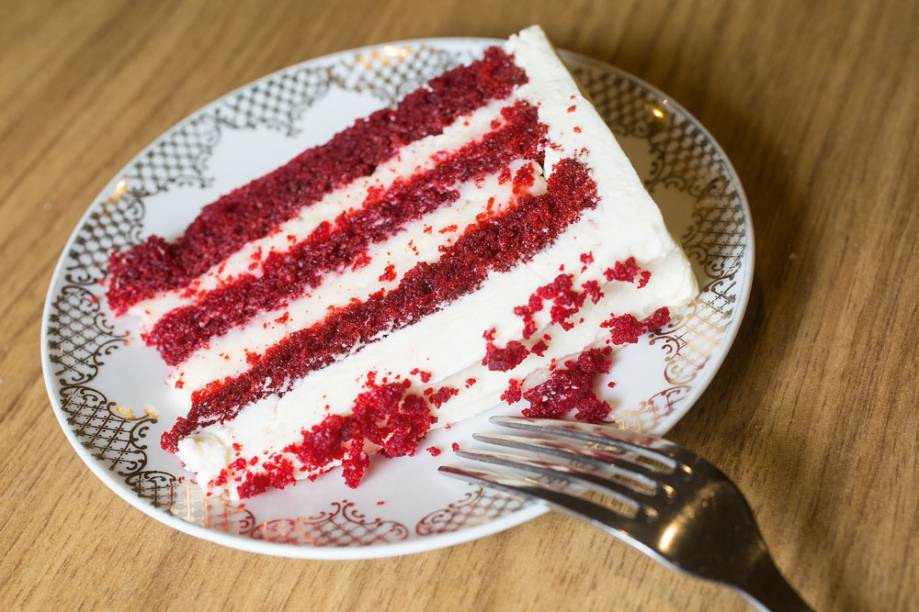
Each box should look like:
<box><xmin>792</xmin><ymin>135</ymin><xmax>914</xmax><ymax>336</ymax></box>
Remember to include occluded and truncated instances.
<box><xmin>41</xmin><ymin>37</ymin><xmax>752</xmax><ymax>559</ymax></box>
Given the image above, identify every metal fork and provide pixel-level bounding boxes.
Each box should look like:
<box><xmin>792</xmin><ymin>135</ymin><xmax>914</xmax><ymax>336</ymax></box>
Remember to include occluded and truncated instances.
<box><xmin>440</xmin><ymin>416</ymin><xmax>811</xmax><ymax>612</ymax></box>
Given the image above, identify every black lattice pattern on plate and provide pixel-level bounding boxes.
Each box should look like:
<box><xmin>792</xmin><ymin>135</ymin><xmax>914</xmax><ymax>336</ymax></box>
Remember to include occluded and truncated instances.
<box><xmin>573</xmin><ymin>63</ymin><xmax>728</xmax><ymax>198</ymax></box>
<box><xmin>216</xmin><ymin>66</ymin><xmax>331</xmax><ymax>136</ymax></box>
<box><xmin>127</xmin><ymin>471</ymin><xmax>179</xmax><ymax>509</ymax></box>
<box><xmin>571</xmin><ymin>64</ymin><xmax>659</xmax><ymax>139</ymax></box>
<box><xmin>645</xmin><ymin>113</ymin><xmax>730</xmax><ymax>197</ymax></box>
<box><xmin>165</xmin><ymin>478</ymin><xmax>255</xmax><ymax>532</ymax></box>
<box><xmin>203</xmin><ymin>499</ymin><xmax>258</xmax><ymax>534</ymax></box>
<box><xmin>58</xmin><ymin>385</ymin><xmax>150</xmax><ymax>476</ymax></box>
<box><xmin>330</xmin><ymin>45</ymin><xmax>466</xmax><ymax>103</ymax></box>
<box><xmin>653</xmin><ymin>181</ymin><xmax>745</xmax><ymax>387</ymax></box>
<box><xmin>64</xmin><ymin>192</ymin><xmax>144</xmax><ymax>286</ymax></box>
<box><xmin>252</xmin><ymin>501</ymin><xmax>409</xmax><ymax>546</ymax></box>
<box><xmin>123</xmin><ymin>113</ymin><xmax>221</xmax><ymax>196</ymax></box>
<box><xmin>681</xmin><ymin>177</ymin><xmax>746</xmax><ymax>280</ymax></box>
<box><xmin>47</xmin><ymin>285</ymin><xmax>127</xmax><ymax>386</ymax></box>
<box><xmin>415</xmin><ymin>486</ymin><xmax>527</xmax><ymax>535</ymax></box>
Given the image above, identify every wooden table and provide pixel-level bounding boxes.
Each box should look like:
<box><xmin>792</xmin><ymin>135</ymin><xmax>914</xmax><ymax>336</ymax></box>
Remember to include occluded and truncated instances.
<box><xmin>2</xmin><ymin>1</ymin><xmax>916</xmax><ymax>610</ymax></box>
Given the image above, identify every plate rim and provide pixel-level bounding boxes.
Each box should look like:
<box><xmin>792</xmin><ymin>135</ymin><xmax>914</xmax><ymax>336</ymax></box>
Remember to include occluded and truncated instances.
<box><xmin>40</xmin><ymin>35</ymin><xmax>753</xmax><ymax>559</ymax></box>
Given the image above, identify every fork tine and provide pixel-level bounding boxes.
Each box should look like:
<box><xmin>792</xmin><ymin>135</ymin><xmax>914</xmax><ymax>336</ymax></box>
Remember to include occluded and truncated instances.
<box><xmin>472</xmin><ymin>432</ymin><xmax>673</xmax><ymax>487</ymax></box>
<box><xmin>456</xmin><ymin>448</ymin><xmax>668</xmax><ymax>517</ymax></box>
<box><xmin>439</xmin><ymin>465</ymin><xmax>647</xmax><ymax>541</ymax></box>
<box><xmin>489</xmin><ymin>416</ymin><xmax>695</xmax><ymax>470</ymax></box>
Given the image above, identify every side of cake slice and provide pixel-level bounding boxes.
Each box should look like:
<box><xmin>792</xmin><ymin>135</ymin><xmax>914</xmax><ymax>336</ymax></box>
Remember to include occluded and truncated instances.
<box><xmin>106</xmin><ymin>25</ymin><xmax>698</xmax><ymax>499</ymax></box>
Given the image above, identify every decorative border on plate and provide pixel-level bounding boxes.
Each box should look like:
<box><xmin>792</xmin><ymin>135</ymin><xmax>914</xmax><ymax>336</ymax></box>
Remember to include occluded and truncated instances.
<box><xmin>166</xmin><ymin>481</ymin><xmax>409</xmax><ymax>547</ymax></box>
<box><xmin>416</xmin><ymin>485</ymin><xmax>528</xmax><ymax>535</ymax></box>
<box><xmin>45</xmin><ymin>42</ymin><xmax>748</xmax><ymax>548</ymax></box>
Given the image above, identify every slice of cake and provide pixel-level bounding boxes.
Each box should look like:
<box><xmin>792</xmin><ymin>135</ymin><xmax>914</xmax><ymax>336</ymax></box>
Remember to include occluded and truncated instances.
<box><xmin>106</xmin><ymin>26</ymin><xmax>698</xmax><ymax>499</ymax></box>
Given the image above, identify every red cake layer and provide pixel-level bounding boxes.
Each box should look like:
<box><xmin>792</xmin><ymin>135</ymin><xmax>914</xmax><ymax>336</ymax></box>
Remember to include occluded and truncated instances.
<box><xmin>146</xmin><ymin>102</ymin><xmax>545</xmax><ymax>365</ymax></box>
<box><xmin>106</xmin><ymin>47</ymin><xmax>527</xmax><ymax>313</ymax></box>
<box><xmin>161</xmin><ymin>157</ymin><xmax>599</xmax><ymax>452</ymax></box>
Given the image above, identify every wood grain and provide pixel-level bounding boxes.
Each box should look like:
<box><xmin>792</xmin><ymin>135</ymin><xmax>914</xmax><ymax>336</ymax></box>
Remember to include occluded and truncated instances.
<box><xmin>1</xmin><ymin>1</ymin><xmax>917</xmax><ymax>610</ymax></box>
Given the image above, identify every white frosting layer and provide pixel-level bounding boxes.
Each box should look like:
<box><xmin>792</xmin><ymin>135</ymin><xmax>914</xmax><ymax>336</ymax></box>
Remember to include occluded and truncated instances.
<box><xmin>174</xmin><ymin>25</ymin><xmax>699</xmax><ymax>495</ymax></box>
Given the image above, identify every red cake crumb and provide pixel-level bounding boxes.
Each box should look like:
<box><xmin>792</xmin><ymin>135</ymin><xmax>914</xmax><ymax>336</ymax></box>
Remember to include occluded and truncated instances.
<box><xmin>426</xmin><ymin>446</ymin><xmax>442</xmax><ymax>457</ymax></box>
<box><xmin>451</xmin><ymin>442</ymin><xmax>461</xmax><ymax>452</ymax></box>
<box><xmin>643</xmin><ymin>306</ymin><xmax>671</xmax><ymax>330</ymax></box>
<box><xmin>511</xmin><ymin>162</ymin><xmax>536</xmax><ymax>197</ymax></box>
<box><xmin>438</xmin><ymin>224</ymin><xmax>458</xmax><ymax>234</ymax></box>
<box><xmin>106</xmin><ymin>48</ymin><xmax>528</xmax><ymax>314</ymax></box>
<box><xmin>465</xmin><ymin>377</ymin><xmax>477</xmax><ymax>388</ymax></box>
<box><xmin>482</xmin><ymin>328</ymin><xmax>529</xmax><ymax>371</ymax></box>
<box><xmin>146</xmin><ymin>101</ymin><xmax>546</xmax><ymax>365</ymax></box>
<box><xmin>521</xmin><ymin>348</ymin><xmax>613</xmax><ymax>423</ymax></box>
<box><xmin>530</xmin><ymin>338</ymin><xmax>549</xmax><ymax>356</ymax></box>
<box><xmin>428</xmin><ymin>386</ymin><xmax>459</xmax><ymax>408</ymax></box>
<box><xmin>516</xmin><ymin>273</ymin><xmax>588</xmax><ymax>335</ymax></box>
<box><xmin>581</xmin><ymin>280</ymin><xmax>602</xmax><ymax>304</ymax></box>
<box><xmin>410</xmin><ymin>368</ymin><xmax>432</xmax><ymax>383</ymax></box>
<box><xmin>567</xmin><ymin>105</ymin><xmax>577</xmax><ymax>113</ymax></box>
<box><xmin>513</xmin><ymin>293</ymin><xmax>544</xmax><ymax>339</ymax></box>
<box><xmin>600</xmin><ymin>306</ymin><xmax>671</xmax><ymax>345</ymax></box>
<box><xmin>603</xmin><ymin>257</ymin><xmax>652</xmax><ymax>288</ymax></box>
<box><xmin>378</xmin><ymin>264</ymin><xmax>397</xmax><ymax>282</ymax></box>
<box><xmin>501</xmin><ymin>378</ymin><xmax>523</xmax><ymax>403</ymax></box>
<box><xmin>341</xmin><ymin>439</ymin><xmax>370</xmax><ymax>488</ymax></box>
<box><xmin>376</xmin><ymin>500</ymin><xmax>386</xmax><ymax>506</ymax></box>
<box><xmin>162</xmin><ymin>158</ymin><xmax>599</xmax><ymax>452</ymax></box>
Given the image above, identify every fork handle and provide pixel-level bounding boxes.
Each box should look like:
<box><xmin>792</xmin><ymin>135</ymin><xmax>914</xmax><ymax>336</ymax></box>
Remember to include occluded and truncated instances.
<box><xmin>737</xmin><ymin>551</ymin><xmax>812</xmax><ymax>612</ymax></box>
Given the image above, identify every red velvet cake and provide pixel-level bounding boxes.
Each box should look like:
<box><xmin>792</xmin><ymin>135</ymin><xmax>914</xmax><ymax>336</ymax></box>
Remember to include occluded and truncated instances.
<box><xmin>106</xmin><ymin>26</ymin><xmax>697</xmax><ymax>498</ymax></box>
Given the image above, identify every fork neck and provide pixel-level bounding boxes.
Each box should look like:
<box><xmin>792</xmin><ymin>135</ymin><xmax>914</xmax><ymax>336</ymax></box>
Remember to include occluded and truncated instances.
<box><xmin>734</xmin><ymin>551</ymin><xmax>812</xmax><ymax>612</ymax></box>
